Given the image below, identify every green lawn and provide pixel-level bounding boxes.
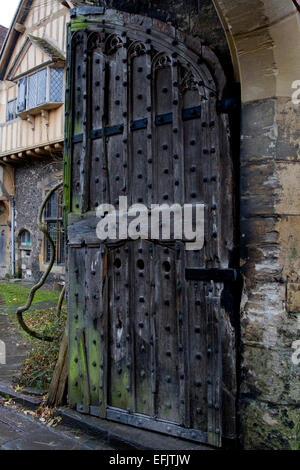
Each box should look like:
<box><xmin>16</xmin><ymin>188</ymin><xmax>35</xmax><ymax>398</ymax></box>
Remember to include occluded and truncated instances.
<box><xmin>0</xmin><ymin>282</ymin><xmax>61</xmax><ymax>311</ymax></box>
<box><xmin>0</xmin><ymin>282</ymin><xmax>66</xmax><ymax>391</ymax></box>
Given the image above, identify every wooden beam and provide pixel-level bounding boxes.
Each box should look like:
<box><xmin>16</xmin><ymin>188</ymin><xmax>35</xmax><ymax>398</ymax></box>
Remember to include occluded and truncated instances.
<box><xmin>54</xmin><ymin>143</ymin><xmax>64</xmax><ymax>151</ymax></box>
<box><xmin>35</xmin><ymin>148</ymin><xmax>48</xmax><ymax>156</ymax></box>
<box><xmin>44</xmin><ymin>145</ymin><xmax>55</xmax><ymax>153</ymax></box>
<box><xmin>15</xmin><ymin>23</ymin><xmax>26</xmax><ymax>33</ymax></box>
<box><xmin>26</xmin><ymin>150</ymin><xmax>43</xmax><ymax>159</ymax></box>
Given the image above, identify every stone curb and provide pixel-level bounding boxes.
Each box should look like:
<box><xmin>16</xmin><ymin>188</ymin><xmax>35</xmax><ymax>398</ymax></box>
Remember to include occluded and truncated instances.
<box><xmin>0</xmin><ymin>381</ymin><xmax>42</xmax><ymax>410</ymax></box>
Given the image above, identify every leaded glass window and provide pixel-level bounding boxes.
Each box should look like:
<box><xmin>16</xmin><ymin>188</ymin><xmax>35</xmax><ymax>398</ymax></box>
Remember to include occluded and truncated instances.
<box><xmin>44</xmin><ymin>191</ymin><xmax>65</xmax><ymax>265</ymax></box>
<box><xmin>50</xmin><ymin>68</ymin><xmax>64</xmax><ymax>102</ymax></box>
<box><xmin>17</xmin><ymin>67</ymin><xmax>64</xmax><ymax>114</ymax></box>
<box><xmin>27</xmin><ymin>72</ymin><xmax>38</xmax><ymax>109</ymax></box>
<box><xmin>37</xmin><ymin>68</ymin><xmax>47</xmax><ymax>105</ymax></box>
<box><xmin>7</xmin><ymin>99</ymin><xmax>17</xmax><ymax>121</ymax></box>
<box><xmin>17</xmin><ymin>77</ymin><xmax>27</xmax><ymax>112</ymax></box>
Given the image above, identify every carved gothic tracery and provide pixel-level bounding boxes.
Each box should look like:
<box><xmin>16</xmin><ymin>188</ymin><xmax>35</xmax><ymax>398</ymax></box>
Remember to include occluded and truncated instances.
<box><xmin>153</xmin><ymin>53</ymin><xmax>172</xmax><ymax>70</ymax></box>
<box><xmin>105</xmin><ymin>34</ymin><xmax>123</xmax><ymax>55</ymax></box>
<box><xmin>129</xmin><ymin>42</ymin><xmax>146</xmax><ymax>58</ymax></box>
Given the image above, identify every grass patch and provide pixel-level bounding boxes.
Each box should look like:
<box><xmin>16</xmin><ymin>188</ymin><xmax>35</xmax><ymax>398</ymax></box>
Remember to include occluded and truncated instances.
<box><xmin>0</xmin><ymin>282</ymin><xmax>66</xmax><ymax>391</ymax></box>
<box><xmin>16</xmin><ymin>307</ymin><xmax>67</xmax><ymax>391</ymax></box>
<box><xmin>0</xmin><ymin>282</ymin><xmax>61</xmax><ymax>312</ymax></box>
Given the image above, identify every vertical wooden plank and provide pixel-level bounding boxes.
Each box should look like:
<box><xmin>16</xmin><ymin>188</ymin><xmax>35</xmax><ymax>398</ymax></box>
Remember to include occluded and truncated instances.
<box><xmin>100</xmin><ymin>246</ymin><xmax>109</xmax><ymax>417</ymax></box>
<box><xmin>175</xmin><ymin>242</ymin><xmax>189</xmax><ymax>427</ymax></box>
<box><xmin>154</xmin><ymin>244</ymin><xmax>180</xmax><ymax>423</ymax></box>
<box><xmin>172</xmin><ymin>63</ymin><xmax>184</xmax><ymax>207</ymax></box>
<box><xmin>71</xmin><ymin>32</ymin><xmax>85</xmax><ymax>213</ymax></box>
<box><xmin>132</xmin><ymin>240</ymin><xmax>154</xmax><ymax>416</ymax></box>
<box><xmin>181</xmin><ymin>71</ymin><xmax>205</xmax><ymax>212</ymax></box>
<box><xmin>79</xmin><ymin>32</ymin><xmax>90</xmax><ymax>214</ymax></box>
<box><xmin>76</xmin><ymin>327</ymin><xmax>90</xmax><ymax>414</ymax></box>
<box><xmin>181</xmin><ymin>69</ymin><xmax>208</xmax><ymax>434</ymax></box>
<box><xmin>186</xmin><ymin>277</ymin><xmax>208</xmax><ymax>432</ymax></box>
<box><xmin>206</xmin><ymin>290</ymin><xmax>222</xmax><ymax>447</ymax></box>
<box><xmin>108</xmin><ymin>244</ymin><xmax>134</xmax><ymax>412</ymax></box>
<box><xmin>88</xmin><ymin>32</ymin><xmax>107</xmax><ymax>210</ymax></box>
<box><xmin>213</xmin><ymin>293</ymin><xmax>222</xmax><ymax>446</ymax></box>
<box><xmin>153</xmin><ymin>56</ymin><xmax>174</xmax><ymax>206</ymax></box>
<box><xmin>105</xmin><ymin>35</ymin><xmax>127</xmax><ymax>208</ymax></box>
<box><xmin>68</xmin><ymin>247</ymin><xmax>86</xmax><ymax>408</ymax></box>
<box><xmin>85</xmin><ymin>247</ymin><xmax>104</xmax><ymax>413</ymax></box>
<box><xmin>128</xmin><ymin>42</ymin><xmax>149</xmax><ymax>207</ymax></box>
<box><xmin>205</xmin><ymin>84</ymin><xmax>218</xmax><ymax>267</ymax></box>
<box><xmin>205</xmin><ymin>71</ymin><xmax>223</xmax><ymax>446</ymax></box>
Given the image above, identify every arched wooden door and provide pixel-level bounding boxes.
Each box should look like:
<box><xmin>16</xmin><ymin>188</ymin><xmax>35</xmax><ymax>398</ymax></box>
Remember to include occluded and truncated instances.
<box><xmin>65</xmin><ymin>9</ymin><xmax>236</xmax><ymax>448</ymax></box>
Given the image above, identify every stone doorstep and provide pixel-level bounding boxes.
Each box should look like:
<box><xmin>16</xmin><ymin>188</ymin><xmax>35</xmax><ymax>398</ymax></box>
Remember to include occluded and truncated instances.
<box><xmin>56</xmin><ymin>407</ymin><xmax>214</xmax><ymax>451</ymax></box>
<box><xmin>0</xmin><ymin>382</ymin><xmax>214</xmax><ymax>450</ymax></box>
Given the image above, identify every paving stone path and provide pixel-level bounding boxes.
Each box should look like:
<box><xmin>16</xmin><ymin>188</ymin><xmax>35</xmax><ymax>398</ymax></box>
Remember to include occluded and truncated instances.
<box><xmin>0</xmin><ymin>298</ymin><xmax>28</xmax><ymax>384</ymax></box>
<box><xmin>0</xmin><ymin>400</ymin><xmax>113</xmax><ymax>450</ymax></box>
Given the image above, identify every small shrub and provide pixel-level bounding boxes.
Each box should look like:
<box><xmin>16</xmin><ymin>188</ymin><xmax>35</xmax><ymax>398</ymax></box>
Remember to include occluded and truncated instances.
<box><xmin>17</xmin><ymin>307</ymin><xmax>67</xmax><ymax>391</ymax></box>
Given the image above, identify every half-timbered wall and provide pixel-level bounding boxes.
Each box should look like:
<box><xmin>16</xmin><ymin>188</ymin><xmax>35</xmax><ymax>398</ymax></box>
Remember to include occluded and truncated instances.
<box><xmin>0</xmin><ymin>0</ymin><xmax>70</xmax><ymax>157</ymax></box>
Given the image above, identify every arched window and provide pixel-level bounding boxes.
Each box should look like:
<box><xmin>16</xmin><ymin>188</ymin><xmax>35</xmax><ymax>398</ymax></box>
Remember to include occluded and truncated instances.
<box><xmin>20</xmin><ymin>229</ymin><xmax>31</xmax><ymax>246</ymax></box>
<box><xmin>44</xmin><ymin>190</ymin><xmax>65</xmax><ymax>264</ymax></box>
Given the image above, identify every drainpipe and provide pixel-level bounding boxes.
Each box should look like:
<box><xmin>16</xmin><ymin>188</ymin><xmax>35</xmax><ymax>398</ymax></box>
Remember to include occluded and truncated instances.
<box><xmin>10</xmin><ymin>198</ymin><xmax>15</xmax><ymax>277</ymax></box>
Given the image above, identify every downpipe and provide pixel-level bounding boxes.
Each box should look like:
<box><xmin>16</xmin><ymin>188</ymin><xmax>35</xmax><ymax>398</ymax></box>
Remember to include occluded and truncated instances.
<box><xmin>11</xmin><ymin>197</ymin><xmax>15</xmax><ymax>277</ymax></box>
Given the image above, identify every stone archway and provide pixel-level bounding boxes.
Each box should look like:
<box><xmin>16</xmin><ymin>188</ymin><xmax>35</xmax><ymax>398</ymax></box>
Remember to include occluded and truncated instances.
<box><xmin>212</xmin><ymin>0</ymin><xmax>300</xmax><ymax>450</ymax></box>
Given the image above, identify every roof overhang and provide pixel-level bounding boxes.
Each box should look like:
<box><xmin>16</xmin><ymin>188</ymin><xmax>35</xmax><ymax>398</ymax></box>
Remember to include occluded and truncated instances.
<box><xmin>0</xmin><ymin>0</ymin><xmax>69</xmax><ymax>81</ymax></box>
<box><xmin>0</xmin><ymin>0</ymin><xmax>35</xmax><ymax>81</ymax></box>
<box><xmin>7</xmin><ymin>35</ymin><xmax>66</xmax><ymax>81</ymax></box>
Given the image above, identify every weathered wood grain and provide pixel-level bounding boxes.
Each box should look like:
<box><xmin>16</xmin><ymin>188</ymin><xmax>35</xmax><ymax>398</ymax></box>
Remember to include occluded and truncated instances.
<box><xmin>67</xmin><ymin>17</ymin><xmax>236</xmax><ymax>447</ymax></box>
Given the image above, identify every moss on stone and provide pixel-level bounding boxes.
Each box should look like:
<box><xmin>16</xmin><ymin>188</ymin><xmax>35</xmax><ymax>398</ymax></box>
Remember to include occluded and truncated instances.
<box><xmin>241</xmin><ymin>400</ymin><xmax>300</xmax><ymax>450</ymax></box>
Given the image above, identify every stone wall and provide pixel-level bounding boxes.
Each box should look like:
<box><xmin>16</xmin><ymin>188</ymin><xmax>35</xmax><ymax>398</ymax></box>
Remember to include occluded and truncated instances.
<box><xmin>239</xmin><ymin>97</ymin><xmax>300</xmax><ymax>449</ymax></box>
<box><xmin>14</xmin><ymin>158</ymin><xmax>64</xmax><ymax>286</ymax></box>
<box><xmin>211</xmin><ymin>0</ymin><xmax>300</xmax><ymax>450</ymax></box>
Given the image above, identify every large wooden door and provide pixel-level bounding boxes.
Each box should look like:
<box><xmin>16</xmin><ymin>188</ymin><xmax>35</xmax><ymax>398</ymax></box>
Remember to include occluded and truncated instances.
<box><xmin>65</xmin><ymin>9</ymin><xmax>236</xmax><ymax>447</ymax></box>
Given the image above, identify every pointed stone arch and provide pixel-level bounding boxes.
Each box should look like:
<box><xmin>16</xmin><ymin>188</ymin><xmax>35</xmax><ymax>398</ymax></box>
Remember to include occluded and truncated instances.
<box><xmin>213</xmin><ymin>0</ymin><xmax>300</xmax><ymax>102</ymax></box>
